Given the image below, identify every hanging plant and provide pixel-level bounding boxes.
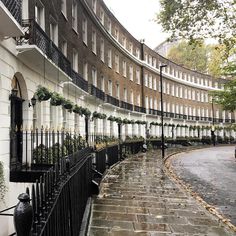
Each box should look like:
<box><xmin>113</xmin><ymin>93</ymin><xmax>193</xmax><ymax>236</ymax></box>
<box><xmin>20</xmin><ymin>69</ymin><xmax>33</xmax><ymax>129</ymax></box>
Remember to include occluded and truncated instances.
<box><xmin>82</xmin><ymin>108</ymin><xmax>91</xmax><ymax>117</ymax></box>
<box><xmin>101</xmin><ymin>114</ymin><xmax>107</xmax><ymax>119</ymax></box>
<box><xmin>130</xmin><ymin>120</ymin><xmax>135</xmax><ymax>124</ymax></box>
<box><xmin>93</xmin><ymin>111</ymin><xmax>99</xmax><ymax>119</ymax></box>
<box><xmin>122</xmin><ymin>118</ymin><xmax>131</xmax><ymax>124</ymax></box>
<box><xmin>50</xmin><ymin>92</ymin><xmax>65</xmax><ymax>106</ymax></box>
<box><xmin>73</xmin><ymin>105</ymin><xmax>83</xmax><ymax>116</ymax></box>
<box><xmin>35</xmin><ymin>86</ymin><xmax>51</xmax><ymax>102</ymax></box>
<box><xmin>108</xmin><ymin>115</ymin><xmax>116</xmax><ymax>122</ymax></box>
<box><xmin>115</xmin><ymin>117</ymin><xmax>122</xmax><ymax>124</ymax></box>
<box><xmin>63</xmin><ymin>99</ymin><xmax>74</xmax><ymax>110</ymax></box>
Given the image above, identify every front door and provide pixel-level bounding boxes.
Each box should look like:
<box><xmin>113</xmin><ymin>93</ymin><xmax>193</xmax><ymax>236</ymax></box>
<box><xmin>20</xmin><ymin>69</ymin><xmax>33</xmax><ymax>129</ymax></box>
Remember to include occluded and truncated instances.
<box><xmin>10</xmin><ymin>97</ymin><xmax>23</xmax><ymax>170</ymax></box>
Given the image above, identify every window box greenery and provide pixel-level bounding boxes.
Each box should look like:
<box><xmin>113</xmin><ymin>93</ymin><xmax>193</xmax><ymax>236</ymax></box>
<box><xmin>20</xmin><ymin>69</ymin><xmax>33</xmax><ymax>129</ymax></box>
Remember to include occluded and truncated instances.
<box><xmin>115</xmin><ymin>117</ymin><xmax>122</xmax><ymax>124</ymax></box>
<box><xmin>108</xmin><ymin>115</ymin><xmax>116</xmax><ymax>122</ymax></box>
<box><xmin>35</xmin><ymin>86</ymin><xmax>51</xmax><ymax>102</ymax></box>
<box><xmin>82</xmin><ymin>108</ymin><xmax>91</xmax><ymax>117</ymax></box>
<box><xmin>50</xmin><ymin>92</ymin><xmax>65</xmax><ymax>106</ymax></box>
<box><xmin>73</xmin><ymin>105</ymin><xmax>83</xmax><ymax>116</ymax></box>
<box><xmin>63</xmin><ymin>99</ymin><xmax>74</xmax><ymax>110</ymax></box>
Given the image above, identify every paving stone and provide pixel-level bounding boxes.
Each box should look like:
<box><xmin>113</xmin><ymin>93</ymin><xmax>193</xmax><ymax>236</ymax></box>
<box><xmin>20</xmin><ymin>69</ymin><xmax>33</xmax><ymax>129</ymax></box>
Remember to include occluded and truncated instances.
<box><xmin>88</xmin><ymin>150</ymin><xmax>236</xmax><ymax>236</ymax></box>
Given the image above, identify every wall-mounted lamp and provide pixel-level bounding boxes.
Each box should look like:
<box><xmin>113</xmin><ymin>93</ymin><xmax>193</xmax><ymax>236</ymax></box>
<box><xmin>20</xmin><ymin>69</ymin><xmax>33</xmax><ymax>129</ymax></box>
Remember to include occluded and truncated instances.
<box><xmin>9</xmin><ymin>88</ymin><xmax>18</xmax><ymax>99</ymax></box>
<box><xmin>29</xmin><ymin>96</ymin><xmax>37</xmax><ymax>107</ymax></box>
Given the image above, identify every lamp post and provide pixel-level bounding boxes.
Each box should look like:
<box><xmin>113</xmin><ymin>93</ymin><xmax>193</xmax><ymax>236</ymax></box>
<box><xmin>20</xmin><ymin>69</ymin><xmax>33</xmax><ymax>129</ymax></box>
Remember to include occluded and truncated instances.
<box><xmin>211</xmin><ymin>98</ymin><xmax>216</xmax><ymax>146</ymax></box>
<box><xmin>160</xmin><ymin>64</ymin><xmax>167</xmax><ymax>158</ymax></box>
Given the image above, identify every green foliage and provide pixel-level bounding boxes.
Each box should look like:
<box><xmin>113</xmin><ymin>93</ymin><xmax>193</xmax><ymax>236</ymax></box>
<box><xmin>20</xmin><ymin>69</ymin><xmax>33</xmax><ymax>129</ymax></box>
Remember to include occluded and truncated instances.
<box><xmin>82</xmin><ymin>108</ymin><xmax>91</xmax><ymax>117</ymax></box>
<box><xmin>35</xmin><ymin>86</ymin><xmax>51</xmax><ymax>102</ymax></box>
<box><xmin>167</xmin><ymin>41</ymin><xmax>208</xmax><ymax>73</ymax></box>
<box><xmin>63</xmin><ymin>99</ymin><xmax>74</xmax><ymax>110</ymax></box>
<box><xmin>107</xmin><ymin>115</ymin><xmax>116</xmax><ymax>122</ymax></box>
<box><xmin>157</xmin><ymin>0</ymin><xmax>236</xmax><ymax>62</ymax></box>
<box><xmin>211</xmin><ymin>79</ymin><xmax>236</xmax><ymax>111</ymax></box>
<box><xmin>93</xmin><ymin>111</ymin><xmax>107</xmax><ymax>119</ymax></box>
<box><xmin>73</xmin><ymin>105</ymin><xmax>83</xmax><ymax>116</ymax></box>
<box><xmin>50</xmin><ymin>92</ymin><xmax>65</xmax><ymax>106</ymax></box>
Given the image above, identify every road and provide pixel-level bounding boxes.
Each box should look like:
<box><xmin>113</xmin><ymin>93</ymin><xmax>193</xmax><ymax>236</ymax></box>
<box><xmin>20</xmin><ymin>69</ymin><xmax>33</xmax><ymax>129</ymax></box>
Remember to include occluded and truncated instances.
<box><xmin>170</xmin><ymin>145</ymin><xmax>236</xmax><ymax>226</ymax></box>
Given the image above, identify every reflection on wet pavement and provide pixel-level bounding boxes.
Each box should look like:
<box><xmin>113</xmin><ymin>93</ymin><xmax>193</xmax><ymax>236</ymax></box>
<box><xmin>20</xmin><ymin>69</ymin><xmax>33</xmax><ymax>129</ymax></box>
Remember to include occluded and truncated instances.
<box><xmin>170</xmin><ymin>146</ymin><xmax>236</xmax><ymax>229</ymax></box>
<box><xmin>88</xmin><ymin>149</ymin><xmax>235</xmax><ymax>235</ymax></box>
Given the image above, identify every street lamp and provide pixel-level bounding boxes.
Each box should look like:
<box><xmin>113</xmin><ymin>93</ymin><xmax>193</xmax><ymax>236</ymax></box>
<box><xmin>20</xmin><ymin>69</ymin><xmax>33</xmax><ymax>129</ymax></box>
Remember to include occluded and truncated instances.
<box><xmin>211</xmin><ymin>98</ymin><xmax>216</xmax><ymax>146</ymax></box>
<box><xmin>160</xmin><ymin>64</ymin><xmax>167</xmax><ymax>158</ymax></box>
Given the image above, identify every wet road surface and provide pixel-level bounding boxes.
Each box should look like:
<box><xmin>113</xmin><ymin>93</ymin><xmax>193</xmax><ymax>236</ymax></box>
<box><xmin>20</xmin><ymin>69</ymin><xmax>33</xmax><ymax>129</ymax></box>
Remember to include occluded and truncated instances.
<box><xmin>170</xmin><ymin>146</ymin><xmax>236</xmax><ymax>228</ymax></box>
<box><xmin>88</xmin><ymin>149</ymin><xmax>235</xmax><ymax>235</ymax></box>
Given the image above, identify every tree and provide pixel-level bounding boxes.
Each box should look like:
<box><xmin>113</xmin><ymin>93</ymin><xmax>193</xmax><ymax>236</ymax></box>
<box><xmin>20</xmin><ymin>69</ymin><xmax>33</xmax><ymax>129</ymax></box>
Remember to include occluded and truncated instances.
<box><xmin>212</xmin><ymin>80</ymin><xmax>236</xmax><ymax>112</ymax></box>
<box><xmin>157</xmin><ymin>0</ymin><xmax>236</xmax><ymax>58</ymax></box>
<box><xmin>207</xmin><ymin>45</ymin><xmax>226</xmax><ymax>78</ymax></box>
<box><xmin>167</xmin><ymin>41</ymin><xmax>226</xmax><ymax>77</ymax></box>
<box><xmin>157</xmin><ymin>0</ymin><xmax>236</xmax><ymax>111</ymax></box>
<box><xmin>167</xmin><ymin>41</ymin><xmax>208</xmax><ymax>73</ymax></box>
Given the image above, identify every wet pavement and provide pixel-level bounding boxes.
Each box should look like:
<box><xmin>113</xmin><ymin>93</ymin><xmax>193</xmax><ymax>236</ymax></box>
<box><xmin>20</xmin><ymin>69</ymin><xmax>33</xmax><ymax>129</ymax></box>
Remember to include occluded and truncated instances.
<box><xmin>169</xmin><ymin>146</ymin><xmax>236</xmax><ymax>228</ymax></box>
<box><xmin>88</xmin><ymin>148</ymin><xmax>235</xmax><ymax>235</ymax></box>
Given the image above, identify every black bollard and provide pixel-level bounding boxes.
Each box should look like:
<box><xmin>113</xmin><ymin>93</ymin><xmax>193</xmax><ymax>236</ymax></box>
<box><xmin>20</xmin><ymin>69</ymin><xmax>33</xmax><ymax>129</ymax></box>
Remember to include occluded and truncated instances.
<box><xmin>14</xmin><ymin>193</ymin><xmax>33</xmax><ymax>236</ymax></box>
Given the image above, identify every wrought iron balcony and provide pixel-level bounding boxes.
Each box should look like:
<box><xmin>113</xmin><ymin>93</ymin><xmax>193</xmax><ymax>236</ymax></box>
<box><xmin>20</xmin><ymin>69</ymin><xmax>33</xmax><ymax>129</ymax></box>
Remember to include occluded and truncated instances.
<box><xmin>105</xmin><ymin>94</ymin><xmax>119</xmax><ymax>107</ymax></box>
<box><xmin>18</xmin><ymin>20</ymin><xmax>71</xmax><ymax>75</ymax></box>
<box><xmin>1</xmin><ymin>0</ymin><xmax>22</xmax><ymax>24</ymax></box>
<box><xmin>89</xmin><ymin>85</ymin><xmax>105</xmax><ymax>101</ymax></box>
<box><xmin>72</xmin><ymin>70</ymin><xmax>88</xmax><ymax>92</ymax></box>
<box><xmin>17</xmin><ymin>20</ymin><xmax>90</xmax><ymax>92</ymax></box>
<box><xmin>134</xmin><ymin>105</ymin><xmax>146</xmax><ymax>113</ymax></box>
<box><xmin>149</xmin><ymin>109</ymin><xmax>157</xmax><ymax>115</ymax></box>
<box><xmin>120</xmin><ymin>101</ymin><xmax>133</xmax><ymax>111</ymax></box>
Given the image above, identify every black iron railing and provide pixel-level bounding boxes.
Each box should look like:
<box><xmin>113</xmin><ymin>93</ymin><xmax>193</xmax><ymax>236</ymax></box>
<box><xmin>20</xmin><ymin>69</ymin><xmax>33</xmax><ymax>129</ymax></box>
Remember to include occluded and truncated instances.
<box><xmin>105</xmin><ymin>94</ymin><xmax>119</xmax><ymax>107</ymax></box>
<box><xmin>10</xmin><ymin>128</ymin><xmax>87</xmax><ymax>173</ymax></box>
<box><xmin>89</xmin><ymin>85</ymin><xmax>105</xmax><ymax>101</ymax></box>
<box><xmin>72</xmin><ymin>70</ymin><xmax>88</xmax><ymax>92</ymax></box>
<box><xmin>134</xmin><ymin>105</ymin><xmax>146</xmax><ymax>113</ymax></box>
<box><xmin>11</xmin><ymin>148</ymin><xmax>92</xmax><ymax>236</ymax></box>
<box><xmin>17</xmin><ymin>20</ymin><xmax>89</xmax><ymax>92</ymax></box>
<box><xmin>120</xmin><ymin>101</ymin><xmax>133</xmax><ymax>111</ymax></box>
<box><xmin>1</xmin><ymin>0</ymin><xmax>22</xmax><ymax>24</ymax></box>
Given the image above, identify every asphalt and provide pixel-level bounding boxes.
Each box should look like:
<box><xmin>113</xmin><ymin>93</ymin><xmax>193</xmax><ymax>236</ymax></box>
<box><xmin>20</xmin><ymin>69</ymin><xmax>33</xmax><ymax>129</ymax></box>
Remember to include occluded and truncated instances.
<box><xmin>168</xmin><ymin>146</ymin><xmax>236</xmax><ymax>229</ymax></box>
<box><xmin>88</xmin><ymin>148</ymin><xmax>236</xmax><ymax>235</ymax></box>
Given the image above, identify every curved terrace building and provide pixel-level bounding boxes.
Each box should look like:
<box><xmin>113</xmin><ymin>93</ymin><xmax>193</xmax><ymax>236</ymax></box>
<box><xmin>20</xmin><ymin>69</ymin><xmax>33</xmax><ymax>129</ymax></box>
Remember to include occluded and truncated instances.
<box><xmin>0</xmin><ymin>0</ymin><xmax>235</xmax><ymax>234</ymax></box>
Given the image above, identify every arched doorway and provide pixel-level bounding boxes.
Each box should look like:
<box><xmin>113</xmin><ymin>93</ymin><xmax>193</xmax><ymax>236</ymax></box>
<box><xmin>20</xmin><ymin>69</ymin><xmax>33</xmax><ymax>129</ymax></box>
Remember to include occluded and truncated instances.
<box><xmin>10</xmin><ymin>74</ymin><xmax>26</xmax><ymax>170</ymax></box>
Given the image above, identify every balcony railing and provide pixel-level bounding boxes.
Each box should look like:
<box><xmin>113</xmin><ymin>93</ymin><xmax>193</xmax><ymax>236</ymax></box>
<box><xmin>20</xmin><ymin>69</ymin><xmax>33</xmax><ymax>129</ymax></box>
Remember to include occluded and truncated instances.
<box><xmin>72</xmin><ymin>70</ymin><xmax>88</xmax><ymax>92</ymax></box>
<box><xmin>106</xmin><ymin>94</ymin><xmax>119</xmax><ymax>107</ymax></box>
<box><xmin>134</xmin><ymin>105</ymin><xmax>146</xmax><ymax>113</ymax></box>
<box><xmin>1</xmin><ymin>0</ymin><xmax>22</xmax><ymax>24</ymax></box>
<box><xmin>120</xmin><ymin>101</ymin><xmax>133</xmax><ymax>111</ymax></box>
<box><xmin>17</xmin><ymin>19</ymin><xmax>89</xmax><ymax>93</ymax></box>
<box><xmin>89</xmin><ymin>85</ymin><xmax>105</xmax><ymax>101</ymax></box>
<box><xmin>149</xmin><ymin>109</ymin><xmax>156</xmax><ymax>115</ymax></box>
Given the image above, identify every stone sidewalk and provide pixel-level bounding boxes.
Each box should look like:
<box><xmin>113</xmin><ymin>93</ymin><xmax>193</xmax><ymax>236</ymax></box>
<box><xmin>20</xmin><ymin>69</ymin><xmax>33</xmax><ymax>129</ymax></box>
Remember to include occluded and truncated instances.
<box><xmin>88</xmin><ymin>149</ymin><xmax>236</xmax><ymax>236</ymax></box>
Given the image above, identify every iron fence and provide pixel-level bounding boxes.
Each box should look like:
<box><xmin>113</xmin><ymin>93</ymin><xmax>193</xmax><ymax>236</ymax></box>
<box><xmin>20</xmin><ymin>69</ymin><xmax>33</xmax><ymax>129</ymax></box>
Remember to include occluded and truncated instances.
<box><xmin>10</xmin><ymin>128</ymin><xmax>87</xmax><ymax>172</ymax></box>
<box><xmin>12</xmin><ymin>148</ymin><xmax>92</xmax><ymax>236</ymax></box>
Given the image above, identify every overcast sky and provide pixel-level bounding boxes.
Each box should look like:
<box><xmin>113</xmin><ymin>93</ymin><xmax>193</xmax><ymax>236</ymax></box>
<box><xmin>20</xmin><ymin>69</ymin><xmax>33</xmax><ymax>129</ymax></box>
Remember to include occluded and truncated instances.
<box><xmin>103</xmin><ymin>0</ymin><xmax>169</xmax><ymax>49</ymax></box>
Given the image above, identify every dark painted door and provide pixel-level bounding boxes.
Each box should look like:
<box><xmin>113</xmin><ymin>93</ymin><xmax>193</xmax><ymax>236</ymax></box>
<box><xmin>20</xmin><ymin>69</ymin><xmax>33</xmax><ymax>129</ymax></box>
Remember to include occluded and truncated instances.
<box><xmin>10</xmin><ymin>97</ymin><xmax>23</xmax><ymax>170</ymax></box>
